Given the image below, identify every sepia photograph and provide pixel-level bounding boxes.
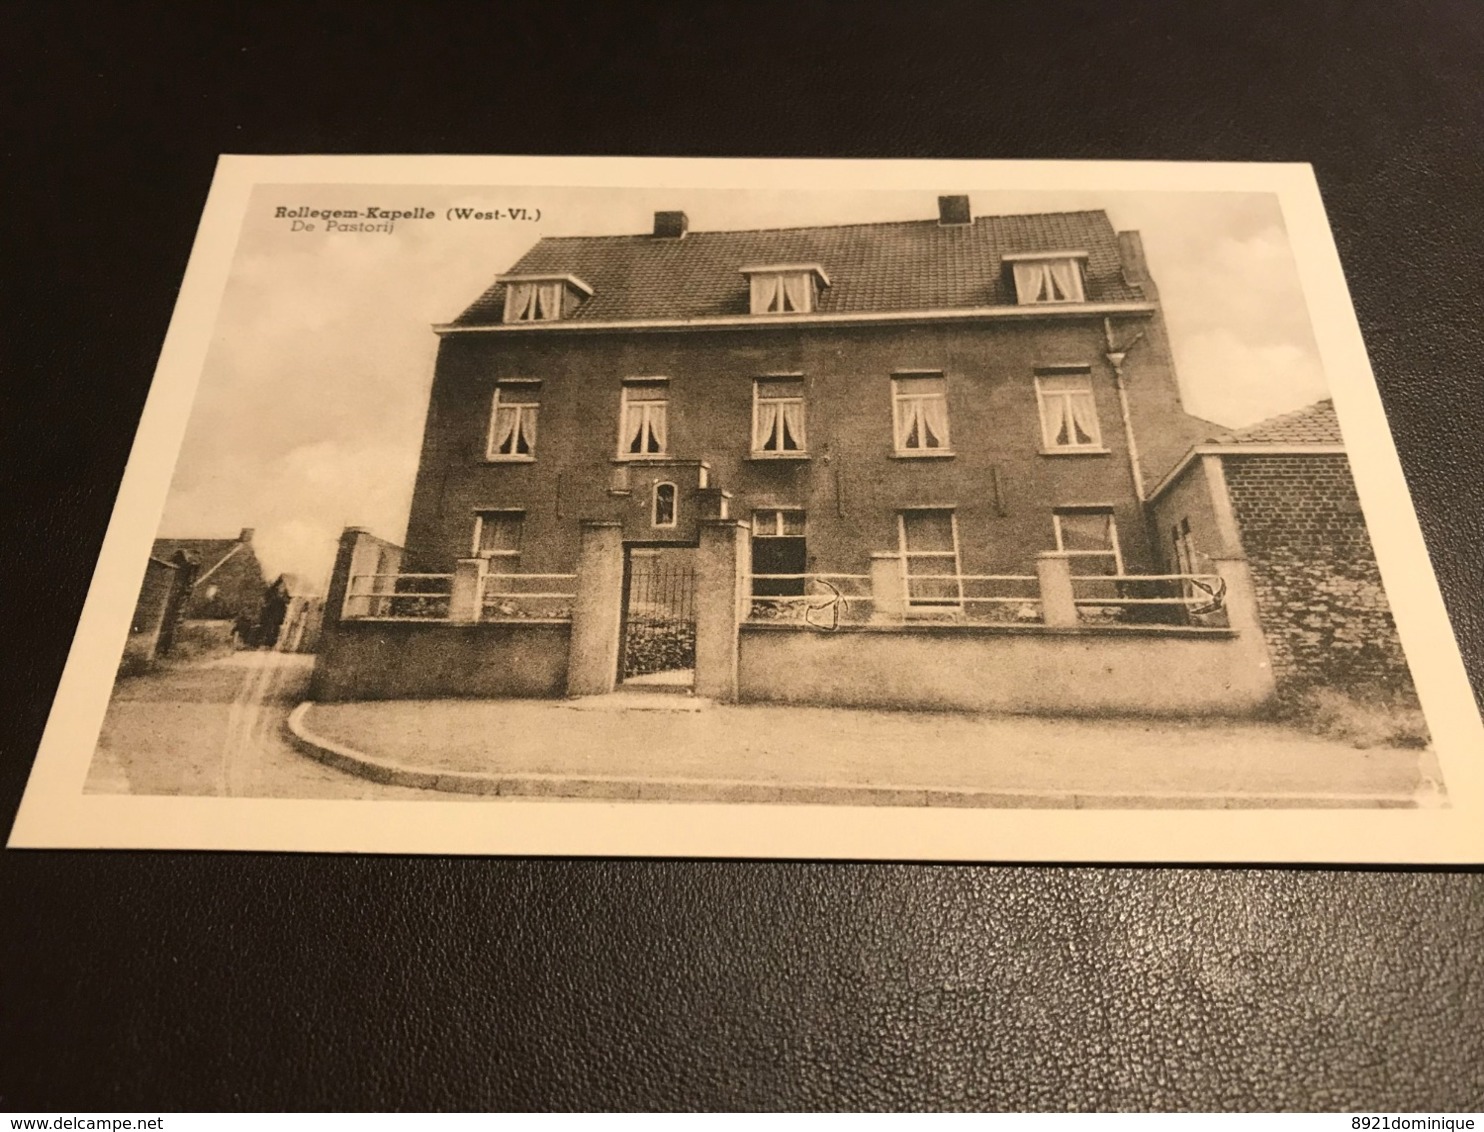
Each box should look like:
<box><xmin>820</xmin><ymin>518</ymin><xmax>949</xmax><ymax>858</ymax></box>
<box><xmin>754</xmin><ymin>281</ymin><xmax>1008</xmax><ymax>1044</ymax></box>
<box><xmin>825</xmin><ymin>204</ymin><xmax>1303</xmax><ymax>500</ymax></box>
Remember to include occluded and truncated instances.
<box><xmin>9</xmin><ymin>156</ymin><xmax>1482</xmax><ymax>860</ymax></box>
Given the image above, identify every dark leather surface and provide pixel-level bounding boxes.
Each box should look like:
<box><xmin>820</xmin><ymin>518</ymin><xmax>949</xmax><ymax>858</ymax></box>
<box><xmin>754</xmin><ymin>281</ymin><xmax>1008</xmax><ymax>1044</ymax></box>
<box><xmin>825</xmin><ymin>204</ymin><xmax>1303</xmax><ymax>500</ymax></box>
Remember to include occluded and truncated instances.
<box><xmin>3</xmin><ymin>1</ymin><xmax>1482</xmax><ymax>1111</ymax></box>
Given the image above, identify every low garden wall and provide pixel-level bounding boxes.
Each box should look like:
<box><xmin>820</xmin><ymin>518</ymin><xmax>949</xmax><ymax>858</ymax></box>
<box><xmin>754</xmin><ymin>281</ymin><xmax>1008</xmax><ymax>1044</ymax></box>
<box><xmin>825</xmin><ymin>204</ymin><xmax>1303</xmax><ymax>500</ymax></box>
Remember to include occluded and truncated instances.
<box><xmin>312</xmin><ymin>620</ymin><xmax>571</xmax><ymax>702</ymax></box>
<box><xmin>738</xmin><ymin>622</ymin><xmax>1275</xmax><ymax>717</ymax></box>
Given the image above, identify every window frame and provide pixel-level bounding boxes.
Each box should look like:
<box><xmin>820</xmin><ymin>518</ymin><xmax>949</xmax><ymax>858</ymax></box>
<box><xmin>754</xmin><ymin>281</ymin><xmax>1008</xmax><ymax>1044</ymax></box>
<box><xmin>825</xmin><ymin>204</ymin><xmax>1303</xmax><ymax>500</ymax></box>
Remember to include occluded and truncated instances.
<box><xmin>751</xmin><ymin>509</ymin><xmax>807</xmax><ymax>598</ymax></box>
<box><xmin>617</xmin><ymin>378</ymin><xmax>671</xmax><ymax>460</ymax></box>
<box><xmin>898</xmin><ymin>507</ymin><xmax>964</xmax><ymax>610</ymax></box>
<box><xmin>890</xmin><ymin>372</ymin><xmax>953</xmax><ymax>457</ymax></box>
<box><xmin>1052</xmin><ymin>507</ymin><xmax>1124</xmax><ymax>574</ymax></box>
<box><xmin>471</xmin><ymin>508</ymin><xmax>525</xmax><ymax>566</ymax></box>
<box><xmin>1005</xmin><ymin>252</ymin><xmax>1089</xmax><ymax>305</ymax></box>
<box><xmin>651</xmin><ymin>481</ymin><xmax>678</xmax><ymax>529</ymax></box>
<box><xmin>1035</xmin><ymin>371</ymin><xmax>1105</xmax><ymax>454</ymax></box>
<box><xmin>486</xmin><ymin>380</ymin><xmax>541</xmax><ymax>462</ymax></box>
<box><xmin>751</xmin><ymin>376</ymin><xmax>808</xmax><ymax>458</ymax></box>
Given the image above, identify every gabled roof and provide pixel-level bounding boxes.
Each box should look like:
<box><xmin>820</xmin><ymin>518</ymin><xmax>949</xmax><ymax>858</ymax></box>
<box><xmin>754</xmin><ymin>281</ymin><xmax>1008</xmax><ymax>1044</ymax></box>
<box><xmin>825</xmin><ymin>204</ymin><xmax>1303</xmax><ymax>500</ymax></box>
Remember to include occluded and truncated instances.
<box><xmin>1209</xmin><ymin>399</ymin><xmax>1343</xmax><ymax>445</ymax></box>
<box><xmin>452</xmin><ymin>211</ymin><xmax>1144</xmax><ymax>325</ymax></box>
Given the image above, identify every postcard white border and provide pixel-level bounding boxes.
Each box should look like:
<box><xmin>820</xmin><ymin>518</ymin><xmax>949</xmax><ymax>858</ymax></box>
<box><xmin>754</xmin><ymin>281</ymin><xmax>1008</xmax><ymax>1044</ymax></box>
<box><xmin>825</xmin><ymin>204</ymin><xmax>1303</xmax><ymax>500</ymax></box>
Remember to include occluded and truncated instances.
<box><xmin>8</xmin><ymin>155</ymin><xmax>1483</xmax><ymax>862</ymax></box>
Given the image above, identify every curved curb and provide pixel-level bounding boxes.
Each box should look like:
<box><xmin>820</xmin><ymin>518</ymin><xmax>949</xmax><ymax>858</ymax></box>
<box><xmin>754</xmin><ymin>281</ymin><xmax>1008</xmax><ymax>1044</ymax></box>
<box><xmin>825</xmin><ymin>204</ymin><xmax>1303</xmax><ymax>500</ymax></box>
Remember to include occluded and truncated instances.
<box><xmin>284</xmin><ymin>702</ymin><xmax>1424</xmax><ymax>809</ymax></box>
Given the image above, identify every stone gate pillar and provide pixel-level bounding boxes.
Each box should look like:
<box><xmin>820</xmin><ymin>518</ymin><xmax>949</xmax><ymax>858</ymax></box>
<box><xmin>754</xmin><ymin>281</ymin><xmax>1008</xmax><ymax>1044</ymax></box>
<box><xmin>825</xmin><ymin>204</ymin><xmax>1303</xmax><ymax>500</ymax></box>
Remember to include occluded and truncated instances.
<box><xmin>695</xmin><ymin>519</ymin><xmax>748</xmax><ymax>702</ymax></box>
<box><xmin>567</xmin><ymin>521</ymin><xmax>625</xmax><ymax>697</ymax></box>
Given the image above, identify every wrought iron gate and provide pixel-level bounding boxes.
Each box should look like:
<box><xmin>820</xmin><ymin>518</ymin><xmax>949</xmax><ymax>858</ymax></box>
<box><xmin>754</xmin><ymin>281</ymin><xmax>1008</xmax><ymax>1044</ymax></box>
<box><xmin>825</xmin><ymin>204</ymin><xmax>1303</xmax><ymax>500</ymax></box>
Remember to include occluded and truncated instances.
<box><xmin>620</xmin><ymin>553</ymin><xmax>697</xmax><ymax>681</ymax></box>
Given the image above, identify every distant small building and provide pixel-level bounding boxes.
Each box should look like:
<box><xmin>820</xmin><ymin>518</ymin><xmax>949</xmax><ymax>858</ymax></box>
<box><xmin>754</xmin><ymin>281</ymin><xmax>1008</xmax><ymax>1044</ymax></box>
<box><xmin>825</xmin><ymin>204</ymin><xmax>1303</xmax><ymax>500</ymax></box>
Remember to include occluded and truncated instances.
<box><xmin>152</xmin><ymin>528</ymin><xmax>266</xmax><ymax>627</ymax></box>
<box><xmin>1149</xmin><ymin>399</ymin><xmax>1412</xmax><ymax>699</ymax></box>
<box><xmin>119</xmin><ymin>550</ymin><xmax>197</xmax><ymax>674</ymax></box>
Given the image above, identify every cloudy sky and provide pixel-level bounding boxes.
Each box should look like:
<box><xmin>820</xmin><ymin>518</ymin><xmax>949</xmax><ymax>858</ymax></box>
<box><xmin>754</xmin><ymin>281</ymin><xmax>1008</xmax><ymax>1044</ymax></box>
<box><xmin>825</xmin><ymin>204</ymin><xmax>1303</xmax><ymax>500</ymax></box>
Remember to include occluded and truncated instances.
<box><xmin>159</xmin><ymin>184</ymin><xmax>1330</xmax><ymax>586</ymax></box>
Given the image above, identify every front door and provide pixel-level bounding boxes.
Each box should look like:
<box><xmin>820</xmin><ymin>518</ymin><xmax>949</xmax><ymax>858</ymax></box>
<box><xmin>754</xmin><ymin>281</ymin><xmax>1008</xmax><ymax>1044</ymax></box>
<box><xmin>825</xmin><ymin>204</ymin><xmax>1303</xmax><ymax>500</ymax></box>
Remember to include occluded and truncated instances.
<box><xmin>619</xmin><ymin>547</ymin><xmax>697</xmax><ymax>687</ymax></box>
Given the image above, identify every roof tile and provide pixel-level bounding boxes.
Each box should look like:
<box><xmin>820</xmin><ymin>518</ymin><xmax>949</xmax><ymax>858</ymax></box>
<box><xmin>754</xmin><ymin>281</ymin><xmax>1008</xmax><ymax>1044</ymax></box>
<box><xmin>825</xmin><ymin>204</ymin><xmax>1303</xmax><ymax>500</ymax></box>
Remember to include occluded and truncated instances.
<box><xmin>1211</xmin><ymin>400</ymin><xmax>1343</xmax><ymax>445</ymax></box>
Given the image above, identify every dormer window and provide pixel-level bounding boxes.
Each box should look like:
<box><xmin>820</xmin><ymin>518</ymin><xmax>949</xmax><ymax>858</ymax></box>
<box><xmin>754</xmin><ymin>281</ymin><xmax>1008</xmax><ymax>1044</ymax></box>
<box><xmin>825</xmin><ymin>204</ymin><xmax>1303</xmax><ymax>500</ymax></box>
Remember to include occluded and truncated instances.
<box><xmin>1004</xmin><ymin>252</ymin><xmax>1087</xmax><ymax>305</ymax></box>
<box><xmin>498</xmin><ymin>273</ymin><xmax>594</xmax><ymax>323</ymax></box>
<box><xmin>740</xmin><ymin>264</ymin><xmax>830</xmax><ymax>315</ymax></box>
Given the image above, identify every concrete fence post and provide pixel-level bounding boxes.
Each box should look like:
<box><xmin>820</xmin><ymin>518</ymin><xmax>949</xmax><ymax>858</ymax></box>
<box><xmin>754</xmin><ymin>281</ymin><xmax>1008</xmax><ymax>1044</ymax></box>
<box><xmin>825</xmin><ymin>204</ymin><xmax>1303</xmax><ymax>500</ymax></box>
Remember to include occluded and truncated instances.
<box><xmin>566</xmin><ymin>521</ymin><xmax>625</xmax><ymax>697</ymax></box>
<box><xmin>448</xmin><ymin>558</ymin><xmax>486</xmax><ymax>623</ymax></box>
<box><xmin>1036</xmin><ymin>552</ymin><xmax>1079</xmax><ymax>628</ymax></box>
<box><xmin>695</xmin><ymin>519</ymin><xmax>748</xmax><ymax>702</ymax></box>
<box><xmin>869</xmin><ymin>553</ymin><xmax>905</xmax><ymax>624</ymax></box>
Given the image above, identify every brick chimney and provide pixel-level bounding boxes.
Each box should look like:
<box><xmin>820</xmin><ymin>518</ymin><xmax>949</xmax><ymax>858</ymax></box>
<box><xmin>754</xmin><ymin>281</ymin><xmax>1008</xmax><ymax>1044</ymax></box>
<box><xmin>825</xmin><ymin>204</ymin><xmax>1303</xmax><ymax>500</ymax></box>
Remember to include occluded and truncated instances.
<box><xmin>239</xmin><ymin>527</ymin><xmax>255</xmax><ymax>543</ymax></box>
<box><xmin>938</xmin><ymin>195</ymin><xmax>971</xmax><ymax>226</ymax></box>
<box><xmin>1117</xmin><ymin>231</ymin><xmax>1150</xmax><ymax>285</ymax></box>
<box><xmin>653</xmin><ymin>211</ymin><xmax>688</xmax><ymax>238</ymax></box>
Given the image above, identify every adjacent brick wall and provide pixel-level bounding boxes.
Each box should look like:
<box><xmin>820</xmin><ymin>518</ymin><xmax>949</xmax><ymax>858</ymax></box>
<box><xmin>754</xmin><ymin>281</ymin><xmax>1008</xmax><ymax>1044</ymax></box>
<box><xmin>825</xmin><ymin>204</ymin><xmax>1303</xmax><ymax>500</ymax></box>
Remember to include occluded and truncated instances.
<box><xmin>1222</xmin><ymin>453</ymin><xmax>1414</xmax><ymax>698</ymax></box>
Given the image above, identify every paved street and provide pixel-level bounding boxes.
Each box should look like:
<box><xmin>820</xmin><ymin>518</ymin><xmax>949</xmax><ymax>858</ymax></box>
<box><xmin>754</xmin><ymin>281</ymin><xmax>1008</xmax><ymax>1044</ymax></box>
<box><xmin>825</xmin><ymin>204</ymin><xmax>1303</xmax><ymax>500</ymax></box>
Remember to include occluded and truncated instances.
<box><xmin>86</xmin><ymin>652</ymin><xmax>435</xmax><ymax>799</ymax></box>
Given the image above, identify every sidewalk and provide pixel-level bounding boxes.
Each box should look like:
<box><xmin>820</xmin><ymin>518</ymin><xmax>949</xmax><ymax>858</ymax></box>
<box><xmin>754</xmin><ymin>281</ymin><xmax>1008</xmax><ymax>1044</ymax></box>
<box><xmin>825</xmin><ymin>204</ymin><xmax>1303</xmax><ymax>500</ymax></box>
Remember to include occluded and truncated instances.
<box><xmin>288</xmin><ymin>693</ymin><xmax>1445</xmax><ymax>808</ymax></box>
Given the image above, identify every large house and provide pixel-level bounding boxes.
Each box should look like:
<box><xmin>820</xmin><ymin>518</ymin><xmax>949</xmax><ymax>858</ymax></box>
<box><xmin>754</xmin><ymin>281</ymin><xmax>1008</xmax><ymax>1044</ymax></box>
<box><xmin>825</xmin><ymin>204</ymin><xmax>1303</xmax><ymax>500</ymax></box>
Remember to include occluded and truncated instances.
<box><xmin>316</xmin><ymin>197</ymin><xmax>1411</xmax><ymax>714</ymax></box>
<box><xmin>402</xmin><ymin>198</ymin><xmax>1212</xmax><ymax>599</ymax></box>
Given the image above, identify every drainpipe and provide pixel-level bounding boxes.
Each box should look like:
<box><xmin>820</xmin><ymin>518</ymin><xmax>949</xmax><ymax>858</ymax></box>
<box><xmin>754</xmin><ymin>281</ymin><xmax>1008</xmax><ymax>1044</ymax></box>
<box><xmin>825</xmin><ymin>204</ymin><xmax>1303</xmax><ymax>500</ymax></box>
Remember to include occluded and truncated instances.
<box><xmin>1104</xmin><ymin>317</ymin><xmax>1146</xmax><ymax>503</ymax></box>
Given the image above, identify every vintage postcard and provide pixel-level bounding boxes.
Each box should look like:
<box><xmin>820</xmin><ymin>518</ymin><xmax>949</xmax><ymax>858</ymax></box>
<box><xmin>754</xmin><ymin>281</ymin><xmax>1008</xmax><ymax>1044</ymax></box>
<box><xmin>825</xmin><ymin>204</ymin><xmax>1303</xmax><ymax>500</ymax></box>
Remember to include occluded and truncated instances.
<box><xmin>8</xmin><ymin>155</ymin><xmax>1482</xmax><ymax>861</ymax></box>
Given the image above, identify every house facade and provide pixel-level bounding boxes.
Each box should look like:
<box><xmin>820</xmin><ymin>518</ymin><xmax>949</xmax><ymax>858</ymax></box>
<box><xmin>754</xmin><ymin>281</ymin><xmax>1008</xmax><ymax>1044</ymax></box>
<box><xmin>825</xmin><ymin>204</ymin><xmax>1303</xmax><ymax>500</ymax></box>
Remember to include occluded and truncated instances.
<box><xmin>402</xmin><ymin>199</ymin><xmax>1213</xmax><ymax>603</ymax></box>
<box><xmin>315</xmin><ymin>198</ymin><xmax>1302</xmax><ymax>714</ymax></box>
<box><xmin>152</xmin><ymin>528</ymin><xmax>266</xmax><ymax>625</ymax></box>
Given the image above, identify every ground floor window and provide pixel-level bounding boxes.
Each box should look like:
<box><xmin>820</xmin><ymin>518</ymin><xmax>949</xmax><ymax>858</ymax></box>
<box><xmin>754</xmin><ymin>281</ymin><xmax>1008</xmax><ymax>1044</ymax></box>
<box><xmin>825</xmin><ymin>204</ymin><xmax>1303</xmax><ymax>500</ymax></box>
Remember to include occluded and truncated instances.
<box><xmin>473</xmin><ymin>509</ymin><xmax>523</xmax><ymax>568</ymax></box>
<box><xmin>1053</xmin><ymin>507</ymin><xmax>1122</xmax><ymax>575</ymax></box>
<box><xmin>899</xmin><ymin>508</ymin><xmax>962</xmax><ymax>607</ymax></box>
<box><xmin>751</xmin><ymin>509</ymin><xmax>806</xmax><ymax>596</ymax></box>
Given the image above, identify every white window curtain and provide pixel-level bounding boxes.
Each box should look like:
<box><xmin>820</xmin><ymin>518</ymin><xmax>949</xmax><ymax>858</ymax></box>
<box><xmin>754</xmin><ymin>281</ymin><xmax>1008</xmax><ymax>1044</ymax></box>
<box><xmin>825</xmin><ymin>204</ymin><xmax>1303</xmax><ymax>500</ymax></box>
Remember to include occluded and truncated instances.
<box><xmin>1038</xmin><ymin>375</ymin><xmax>1099</xmax><ymax>447</ymax></box>
<box><xmin>624</xmin><ymin>397</ymin><xmax>667</xmax><ymax>454</ymax></box>
<box><xmin>754</xmin><ymin>383</ymin><xmax>806</xmax><ymax>451</ymax></box>
<box><xmin>492</xmin><ymin>405</ymin><xmax>520</xmax><ymax>453</ymax></box>
<box><xmin>781</xmin><ymin>273</ymin><xmax>813</xmax><ymax>313</ymax></box>
<box><xmin>535</xmin><ymin>281</ymin><xmax>564</xmax><ymax>319</ymax></box>
<box><xmin>503</xmin><ymin>283</ymin><xmax>536</xmax><ymax>322</ymax></box>
<box><xmin>1013</xmin><ymin>261</ymin><xmax>1051</xmax><ymax>304</ymax></box>
<box><xmin>1013</xmin><ymin>259</ymin><xmax>1083</xmax><ymax>303</ymax></box>
<box><xmin>754</xmin><ymin>400</ymin><xmax>781</xmax><ymax>450</ymax></box>
<box><xmin>918</xmin><ymin>396</ymin><xmax>949</xmax><ymax>448</ymax></box>
<box><xmin>1047</xmin><ymin>259</ymin><xmax>1084</xmax><ymax>302</ymax></box>
<box><xmin>750</xmin><ymin>274</ymin><xmax>782</xmax><ymax>314</ymax></box>
<box><xmin>503</xmin><ymin>281</ymin><xmax>564</xmax><ymax>322</ymax></box>
<box><xmin>895</xmin><ymin>380</ymin><xmax>949</xmax><ymax>450</ymax></box>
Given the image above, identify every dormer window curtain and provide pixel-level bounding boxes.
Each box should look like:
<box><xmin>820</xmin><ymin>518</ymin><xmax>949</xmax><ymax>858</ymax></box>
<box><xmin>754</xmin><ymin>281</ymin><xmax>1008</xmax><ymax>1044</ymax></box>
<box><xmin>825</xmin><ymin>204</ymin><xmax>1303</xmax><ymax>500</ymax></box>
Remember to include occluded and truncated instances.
<box><xmin>1007</xmin><ymin>254</ymin><xmax>1087</xmax><ymax>304</ymax></box>
<box><xmin>497</xmin><ymin>274</ymin><xmax>593</xmax><ymax>323</ymax></box>
<box><xmin>503</xmin><ymin>280</ymin><xmax>565</xmax><ymax>322</ymax></box>
<box><xmin>751</xmin><ymin>272</ymin><xmax>814</xmax><ymax>314</ymax></box>
<box><xmin>742</xmin><ymin>264</ymin><xmax>829</xmax><ymax>315</ymax></box>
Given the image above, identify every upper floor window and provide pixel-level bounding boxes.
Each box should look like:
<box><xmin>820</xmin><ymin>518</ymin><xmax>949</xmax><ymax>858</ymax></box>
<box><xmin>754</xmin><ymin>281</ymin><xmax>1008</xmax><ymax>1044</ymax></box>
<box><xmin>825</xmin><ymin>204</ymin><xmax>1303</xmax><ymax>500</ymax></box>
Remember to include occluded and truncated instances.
<box><xmin>498</xmin><ymin>273</ymin><xmax>593</xmax><ymax>323</ymax></box>
<box><xmin>741</xmin><ymin>263</ymin><xmax>830</xmax><ymax>315</ymax></box>
<box><xmin>1006</xmin><ymin>253</ymin><xmax>1087</xmax><ymax>305</ymax></box>
<box><xmin>891</xmin><ymin>373</ymin><xmax>951</xmax><ymax>455</ymax></box>
<box><xmin>752</xmin><ymin>378</ymin><xmax>807</xmax><ymax>456</ymax></box>
<box><xmin>487</xmin><ymin>381</ymin><xmax>540</xmax><ymax>460</ymax></box>
<box><xmin>1053</xmin><ymin>508</ymin><xmax>1123</xmax><ymax>576</ymax></box>
<box><xmin>620</xmin><ymin>379</ymin><xmax>669</xmax><ymax>458</ymax></box>
<box><xmin>1036</xmin><ymin>372</ymin><xmax>1102</xmax><ymax>452</ymax></box>
<box><xmin>473</xmin><ymin>509</ymin><xmax>523</xmax><ymax>564</ymax></box>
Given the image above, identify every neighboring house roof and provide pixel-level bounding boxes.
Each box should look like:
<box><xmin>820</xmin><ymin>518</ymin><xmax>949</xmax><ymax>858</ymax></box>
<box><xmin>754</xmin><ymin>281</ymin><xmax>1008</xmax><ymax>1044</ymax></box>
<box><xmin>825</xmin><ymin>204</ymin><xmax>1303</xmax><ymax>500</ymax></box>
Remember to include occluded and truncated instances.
<box><xmin>1208</xmin><ymin>399</ymin><xmax>1343</xmax><ymax>446</ymax></box>
<box><xmin>1149</xmin><ymin>399</ymin><xmax>1348</xmax><ymax>501</ymax></box>
<box><xmin>452</xmin><ymin>211</ymin><xmax>1145</xmax><ymax>325</ymax></box>
<box><xmin>152</xmin><ymin>539</ymin><xmax>243</xmax><ymax>580</ymax></box>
